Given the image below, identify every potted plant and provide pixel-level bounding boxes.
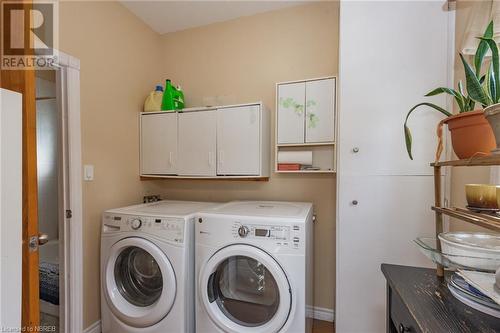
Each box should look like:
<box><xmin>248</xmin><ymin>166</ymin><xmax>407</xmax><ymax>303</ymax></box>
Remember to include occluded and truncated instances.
<box><xmin>481</xmin><ymin>27</ymin><xmax>500</xmax><ymax>153</ymax></box>
<box><xmin>404</xmin><ymin>21</ymin><xmax>497</xmax><ymax>161</ymax></box>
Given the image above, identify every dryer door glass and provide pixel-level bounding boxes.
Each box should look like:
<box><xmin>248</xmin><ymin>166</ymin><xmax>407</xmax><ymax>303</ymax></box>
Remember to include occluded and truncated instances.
<box><xmin>114</xmin><ymin>246</ymin><xmax>163</xmax><ymax>307</ymax></box>
<box><xmin>209</xmin><ymin>255</ymin><xmax>280</xmax><ymax>327</ymax></box>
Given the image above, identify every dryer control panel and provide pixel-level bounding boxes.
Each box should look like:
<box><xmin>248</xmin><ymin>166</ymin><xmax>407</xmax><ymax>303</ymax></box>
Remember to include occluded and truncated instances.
<box><xmin>102</xmin><ymin>213</ymin><xmax>185</xmax><ymax>244</ymax></box>
<box><xmin>231</xmin><ymin>222</ymin><xmax>303</xmax><ymax>250</ymax></box>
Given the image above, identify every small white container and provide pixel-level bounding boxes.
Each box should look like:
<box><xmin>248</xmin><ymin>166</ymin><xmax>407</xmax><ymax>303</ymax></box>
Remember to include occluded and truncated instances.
<box><xmin>438</xmin><ymin>232</ymin><xmax>500</xmax><ymax>272</ymax></box>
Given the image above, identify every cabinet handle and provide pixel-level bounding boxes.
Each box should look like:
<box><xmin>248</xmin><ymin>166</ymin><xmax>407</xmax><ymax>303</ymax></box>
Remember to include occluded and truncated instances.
<box><xmin>352</xmin><ymin>147</ymin><xmax>360</xmax><ymax>153</ymax></box>
<box><xmin>351</xmin><ymin>200</ymin><xmax>358</xmax><ymax>206</ymax></box>
<box><xmin>398</xmin><ymin>323</ymin><xmax>410</xmax><ymax>333</ymax></box>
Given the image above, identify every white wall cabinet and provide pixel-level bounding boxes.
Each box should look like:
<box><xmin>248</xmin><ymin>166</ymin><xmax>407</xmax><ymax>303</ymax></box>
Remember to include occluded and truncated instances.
<box><xmin>178</xmin><ymin>110</ymin><xmax>217</xmax><ymax>176</ymax></box>
<box><xmin>275</xmin><ymin>77</ymin><xmax>337</xmax><ymax>173</ymax></box>
<box><xmin>141</xmin><ymin>113</ymin><xmax>177</xmax><ymax>175</ymax></box>
<box><xmin>277</xmin><ymin>77</ymin><xmax>335</xmax><ymax>144</ymax></box>
<box><xmin>140</xmin><ymin>102</ymin><xmax>269</xmax><ymax>179</ymax></box>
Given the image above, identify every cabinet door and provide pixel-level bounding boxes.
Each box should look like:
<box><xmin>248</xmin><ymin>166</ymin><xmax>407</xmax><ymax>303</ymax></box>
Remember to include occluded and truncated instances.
<box><xmin>178</xmin><ymin>111</ymin><xmax>217</xmax><ymax>176</ymax></box>
<box><xmin>305</xmin><ymin>78</ymin><xmax>335</xmax><ymax>143</ymax></box>
<box><xmin>217</xmin><ymin>105</ymin><xmax>260</xmax><ymax>175</ymax></box>
<box><xmin>141</xmin><ymin>113</ymin><xmax>177</xmax><ymax>175</ymax></box>
<box><xmin>337</xmin><ymin>175</ymin><xmax>438</xmax><ymax>333</ymax></box>
<box><xmin>277</xmin><ymin>82</ymin><xmax>305</xmax><ymax>144</ymax></box>
<box><xmin>339</xmin><ymin>1</ymin><xmax>448</xmax><ymax>176</ymax></box>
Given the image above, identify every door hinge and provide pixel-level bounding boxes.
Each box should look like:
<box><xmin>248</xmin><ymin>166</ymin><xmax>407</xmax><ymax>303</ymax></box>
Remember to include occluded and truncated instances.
<box><xmin>66</xmin><ymin>209</ymin><xmax>73</xmax><ymax>219</ymax></box>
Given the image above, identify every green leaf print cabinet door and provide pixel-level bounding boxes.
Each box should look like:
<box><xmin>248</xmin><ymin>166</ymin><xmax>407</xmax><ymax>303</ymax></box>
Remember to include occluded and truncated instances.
<box><xmin>305</xmin><ymin>78</ymin><xmax>335</xmax><ymax>143</ymax></box>
<box><xmin>277</xmin><ymin>82</ymin><xmax>305</xmax><ymax>144</ymax></box>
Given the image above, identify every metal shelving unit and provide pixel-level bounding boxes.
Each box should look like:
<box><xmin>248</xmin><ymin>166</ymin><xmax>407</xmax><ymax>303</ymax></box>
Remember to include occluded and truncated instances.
<box><xmin>431</xmin><ymin>155</ymin><xmax>500</xmax><ymax>277</ymax></box>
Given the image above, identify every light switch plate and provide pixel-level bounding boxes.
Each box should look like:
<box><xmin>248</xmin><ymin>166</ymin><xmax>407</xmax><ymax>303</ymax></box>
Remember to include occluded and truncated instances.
<box><xmin>83</xmin><ymin>165</ymin><xmax>94</xmax><ymax>181</ymax></box>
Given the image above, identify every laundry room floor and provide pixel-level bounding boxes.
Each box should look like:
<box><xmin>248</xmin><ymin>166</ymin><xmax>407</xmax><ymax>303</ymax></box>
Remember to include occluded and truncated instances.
<box><xmin>313</xmin><ymin>320</ymin><xmax>335</xmax><ymax>333</ymax></box>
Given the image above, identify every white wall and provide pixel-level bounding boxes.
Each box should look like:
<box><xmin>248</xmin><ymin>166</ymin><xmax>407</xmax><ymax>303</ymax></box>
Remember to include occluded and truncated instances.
<box><xmin>0</xmin><ymin>89</ymin><xmax>23</xmax><ymax>331</ymax></box>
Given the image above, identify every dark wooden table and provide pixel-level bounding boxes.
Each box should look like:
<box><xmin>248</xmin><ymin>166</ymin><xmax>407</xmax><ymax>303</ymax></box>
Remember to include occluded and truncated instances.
<box><xmin>382</xmin><ymin>264</ymin><xmax>500</xmax><ymax>333</ymax></box>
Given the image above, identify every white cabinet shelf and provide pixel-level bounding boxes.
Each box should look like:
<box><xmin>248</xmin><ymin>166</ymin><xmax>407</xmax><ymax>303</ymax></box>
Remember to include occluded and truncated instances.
<box><xmin>140</xmin><ymin>102</ymin><xmax>270</xmax><ymax>180</ymax></box>
<box><xmin>275</xmin><ymin>77</ymin><xmax>337</xmax><ymax>173</ymax></box>
<box><xmin>276</xmin><ymin>142</ymin><xmax>335</xmax><ymax>148</ymax></box>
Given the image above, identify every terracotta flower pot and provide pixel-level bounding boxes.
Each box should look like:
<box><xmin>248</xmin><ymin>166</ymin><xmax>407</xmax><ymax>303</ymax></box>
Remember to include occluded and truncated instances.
<box><xmin>484</xmin><ymin>104</ymin><xmax>500</xmax><ymax>154</ymax></box>
<box><xmin>443</xmin><ymin>110</ymin><xmax>496</xmax><ymax>159</ymax></box>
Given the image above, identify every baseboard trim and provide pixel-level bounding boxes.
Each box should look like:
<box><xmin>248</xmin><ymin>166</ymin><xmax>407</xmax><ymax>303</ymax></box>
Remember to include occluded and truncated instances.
<box><xmin>83</xmin><ymin>320</ymin><xmax>101</xmax><ymax>333</ymax></box>
<box><xmin>307</xmin><ymin>306</ymin><xmax>335</xmax><ymax>322</ymax></box>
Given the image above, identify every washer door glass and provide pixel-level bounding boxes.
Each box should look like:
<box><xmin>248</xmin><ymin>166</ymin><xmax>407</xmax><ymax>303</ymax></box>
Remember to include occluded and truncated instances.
<box><xmin>208</xmin><ymin>255</ymin><xmax>280</xmax><ymax>327</ymax></box>
<box><xmin>114</xmin><ymin>246</ymin><xmax>163</xmax><ymax>307</ymax></box>
<box><xmin>104</xmin><ymin>237</ymin><xmax>176</xmax><ymax>328</ymax></box>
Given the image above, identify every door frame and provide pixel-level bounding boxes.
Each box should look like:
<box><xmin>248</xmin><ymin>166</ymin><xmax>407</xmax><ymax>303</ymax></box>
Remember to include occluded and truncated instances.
<box><xmin>53</xmin><ymin>51</ymin><xmax>83</xmax><ymax>333</ymax></box>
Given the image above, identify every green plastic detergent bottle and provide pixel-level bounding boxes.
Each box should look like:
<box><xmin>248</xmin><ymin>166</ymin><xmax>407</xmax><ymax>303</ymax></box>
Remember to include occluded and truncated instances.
<box><xmin>161</xmin><ymin>79</ymin><xmax>175</xmax><ymax>111</ymax></box>
<box><xmin>174</xmin><ymin>85</ymin><xmax>185</xmax><ymax>110</ymax></box>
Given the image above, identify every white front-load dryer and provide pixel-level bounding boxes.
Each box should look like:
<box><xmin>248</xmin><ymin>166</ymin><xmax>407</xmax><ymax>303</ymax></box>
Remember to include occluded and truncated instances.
<box><xmin>100</xmin><ymin>200</ymin><xmax>219</xmax><ymax>333</ymax></box>
<box><xmin>195</xmin><ymin>201</ymin><xmax>314</xmax><ymax>333</ymax></box>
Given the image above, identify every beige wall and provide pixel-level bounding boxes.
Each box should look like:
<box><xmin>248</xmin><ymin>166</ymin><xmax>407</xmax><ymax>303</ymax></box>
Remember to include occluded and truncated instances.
<box><xmin>151</xmin><ymin>2</ymin><xmax>339</xmax><ymax>311</ymax></box>
<box><xmin>450</xmin><ymin>1</ymin><xmax>492</xmax><ymax>232</ymax></box>
<box><xmin>59</xmin><ymin>1</ymin><xmax>163</xmax><ymax>327</ymax></box>
<box><xmin>59</xmin><ymin>1</ymin><xmax>338</xmax><ymax>328</ymax></box>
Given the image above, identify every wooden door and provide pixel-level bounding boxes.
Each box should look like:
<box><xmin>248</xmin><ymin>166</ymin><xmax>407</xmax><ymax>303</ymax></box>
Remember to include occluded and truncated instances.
<box><xmin>0</xmin><ymin>0</ymin><xmax>40</xmax><ymax>329</ymax></box>
<box><xmin>141</xmin><ymin>113</ymin><xmax>177</xmax><ymax>175</ymax></box>
<box><xmin>305</xmin><ymin>78</ymin><xmax>335</xmax><ymax>143</ymax></box>
<box><xmin>217</xmin><ymin>105</ymin><xmax>260</xmax><ymax>175</ymax></box>
<box><xmin>277</xmin><ymin>82</ymin><xmax>305</xmax><ymax>144</ymax></box>
<box><xmin>178</xmin><ymin>110</ymin><xmax>217</xmax><ymax>176</ymax></box>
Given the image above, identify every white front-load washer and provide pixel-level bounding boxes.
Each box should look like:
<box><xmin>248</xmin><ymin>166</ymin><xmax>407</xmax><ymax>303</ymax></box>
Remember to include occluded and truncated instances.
<box><xmin>100</xmin><ymin>200</ymin><xmax>220</xmax><ymax>333</ymax></box>
<box><xmin>195</xmin><ymin>201</ymin><xmax>314</xmax><ymax>333</ymax></box>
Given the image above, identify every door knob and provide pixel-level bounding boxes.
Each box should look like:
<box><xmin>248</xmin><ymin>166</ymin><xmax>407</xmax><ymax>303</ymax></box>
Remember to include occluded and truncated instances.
<box><xmin>38</xmin><ymin>233</ymin><xmax>49</xmax><ymax>246</ymax></box>
<box><xmin>352</xmin><ymin>147</ymin><xmax>359</xmax><ymax>153</ymax></box>
<box><xmin>351</xmin><ymin>200</ymin><xmax>358</xmax><ymax>206</ymax></box>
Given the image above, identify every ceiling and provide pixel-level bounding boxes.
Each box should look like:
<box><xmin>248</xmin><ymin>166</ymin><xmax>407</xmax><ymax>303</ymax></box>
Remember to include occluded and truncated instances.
<box><xmin>120</xmin><ymin>1</ymin><xmax>310</xmax><ymax>34</ymax></box>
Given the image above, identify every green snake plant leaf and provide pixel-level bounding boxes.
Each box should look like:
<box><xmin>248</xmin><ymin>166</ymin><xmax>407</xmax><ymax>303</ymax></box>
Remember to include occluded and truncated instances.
<box><xmin>458</xmin><ymin>80</ymin><xmax>465</xmax><ymax>96</ymax></box>
<box><xmin>425</xmin><ymin>87</ymin><xmax>465</xmax><ymax>112</ymax></box>
<box><xmin>467</xmin><ymin>98</ymin><xmax>476</xmax><ymax>111</ymax></box>
<box><xmin>460</xmin><ymin>53</ymin><xmax>492</xmax><ymax>106</ymax></box>
<box><xmin>487</xmin><ymin>63</ymin><xmax>497</xmax><ymax>103</ymax></box>
<box><xmin>457</xmin><ymin>81</ymin><xmax>475</xmax><ymax>112</ymax></box>
<box><xmin>404</xmin><ymin>102</ymin><xmax>452</xmax><ymax>160</ymax></box>
<box><xmin>479</xmin><ymin>37</ymin><xmax>500</xmax><ymax>103</ymax></box>
<box><xmin>475</xmin><ymin>21</ymin><xmax>494</xmax><ymax>76</ymax></box>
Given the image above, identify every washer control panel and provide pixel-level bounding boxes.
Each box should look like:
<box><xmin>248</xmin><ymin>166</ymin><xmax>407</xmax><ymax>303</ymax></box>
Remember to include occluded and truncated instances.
<box><xmin>231</xmin><ymin>222</ymin><xmax>303</xmax><ymax>249</ymax></box>
<box><xmin>102</xmin><ymin>214</ymin><xmax>185</xmax><ymax>244</ymax></box>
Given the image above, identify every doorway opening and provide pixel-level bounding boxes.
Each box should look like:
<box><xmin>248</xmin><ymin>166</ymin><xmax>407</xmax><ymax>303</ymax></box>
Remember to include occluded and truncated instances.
<box><xmin>36</xmin><ymin>70</ymin><xmax>64</xmax><ymax>332</ymax></box>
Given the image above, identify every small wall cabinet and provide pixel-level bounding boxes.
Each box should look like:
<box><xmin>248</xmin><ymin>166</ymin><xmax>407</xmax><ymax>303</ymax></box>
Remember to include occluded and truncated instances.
<box><xmin>140</xmin><ymin>102</ymin><xmax>270</xmax><ymax>179</ymax></box>
<box><xmin>275</xmin><ymin>77</ymin><xmax>337</xmax><ymax>173</ymax></box>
